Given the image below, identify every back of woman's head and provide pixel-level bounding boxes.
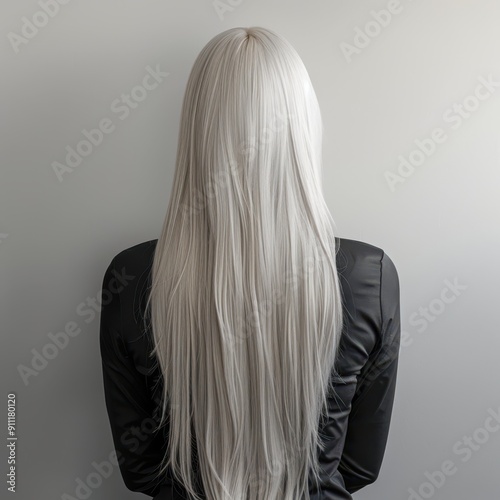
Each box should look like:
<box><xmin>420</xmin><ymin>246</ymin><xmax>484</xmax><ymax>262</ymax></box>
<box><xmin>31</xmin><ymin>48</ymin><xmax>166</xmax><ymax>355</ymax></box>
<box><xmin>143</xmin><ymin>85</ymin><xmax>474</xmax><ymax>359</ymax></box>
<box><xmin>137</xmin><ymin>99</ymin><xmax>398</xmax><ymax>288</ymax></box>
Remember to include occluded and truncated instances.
<box><xmin>146</xmin><ymin>26</ymin><xmax>343</xmax><ymax>499</ymax></box>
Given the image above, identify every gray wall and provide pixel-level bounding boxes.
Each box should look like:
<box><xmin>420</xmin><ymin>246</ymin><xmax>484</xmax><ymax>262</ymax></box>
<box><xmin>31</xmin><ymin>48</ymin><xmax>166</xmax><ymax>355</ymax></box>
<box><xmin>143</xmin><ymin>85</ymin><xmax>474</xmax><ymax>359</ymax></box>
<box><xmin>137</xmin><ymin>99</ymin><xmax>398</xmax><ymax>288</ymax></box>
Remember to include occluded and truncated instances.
<box><xmin>2</xmin><ymin>1</ymin><xmax>499</xmax><ymax>499</ymax></box>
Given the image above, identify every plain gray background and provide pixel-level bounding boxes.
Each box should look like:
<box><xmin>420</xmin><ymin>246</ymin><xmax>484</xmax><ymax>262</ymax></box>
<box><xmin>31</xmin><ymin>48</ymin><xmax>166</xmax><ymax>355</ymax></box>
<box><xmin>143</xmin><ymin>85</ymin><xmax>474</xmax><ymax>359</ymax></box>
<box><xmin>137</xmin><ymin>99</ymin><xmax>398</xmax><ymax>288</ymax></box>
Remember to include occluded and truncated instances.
<box><xmin>2</xmin><ymin>1</ymin><xmax>500</xmax><ymax>499</ymax></box>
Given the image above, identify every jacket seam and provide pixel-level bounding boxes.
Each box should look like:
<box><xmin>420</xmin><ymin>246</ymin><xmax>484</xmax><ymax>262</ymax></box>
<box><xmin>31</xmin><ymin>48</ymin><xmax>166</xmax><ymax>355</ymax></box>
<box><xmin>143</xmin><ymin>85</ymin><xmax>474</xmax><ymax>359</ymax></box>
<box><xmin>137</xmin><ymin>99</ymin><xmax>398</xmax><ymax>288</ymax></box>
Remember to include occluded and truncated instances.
<box><xmin>379</xmin><ymin>250</ymin><xmax>385</xmax><ymax>346</ymax></box>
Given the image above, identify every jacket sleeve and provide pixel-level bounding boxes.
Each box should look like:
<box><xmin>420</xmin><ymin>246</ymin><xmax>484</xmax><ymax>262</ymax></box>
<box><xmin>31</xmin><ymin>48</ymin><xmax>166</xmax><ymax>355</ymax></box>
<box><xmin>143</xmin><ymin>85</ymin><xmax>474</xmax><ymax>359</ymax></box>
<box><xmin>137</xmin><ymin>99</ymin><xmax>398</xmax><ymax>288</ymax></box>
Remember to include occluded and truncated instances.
<box><xmin>338</xmin><ymin>251</ymin><xmax>401</xmax><ymax>493</ymax></box>
<box><xmin>99</xmin><ymin>257</ymin><xmax>171</xmax><ymax>497</ymax></box>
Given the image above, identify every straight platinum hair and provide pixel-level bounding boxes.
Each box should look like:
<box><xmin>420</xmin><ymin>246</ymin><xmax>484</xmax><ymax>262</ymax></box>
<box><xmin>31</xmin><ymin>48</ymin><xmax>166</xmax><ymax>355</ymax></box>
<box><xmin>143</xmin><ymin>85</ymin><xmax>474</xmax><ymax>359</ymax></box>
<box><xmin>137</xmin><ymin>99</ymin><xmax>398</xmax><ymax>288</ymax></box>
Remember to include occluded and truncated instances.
<box><xmin>145</xmin><ymin>26</ymin><xmax>344</xmax><ymax>499</ymax></box>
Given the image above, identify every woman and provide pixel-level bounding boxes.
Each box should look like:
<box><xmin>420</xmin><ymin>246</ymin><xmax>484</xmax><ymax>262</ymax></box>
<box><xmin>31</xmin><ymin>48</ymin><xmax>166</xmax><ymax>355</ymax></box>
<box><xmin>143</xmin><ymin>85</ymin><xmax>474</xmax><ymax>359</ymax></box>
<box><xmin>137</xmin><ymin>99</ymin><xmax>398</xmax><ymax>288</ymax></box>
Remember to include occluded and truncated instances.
<box><xmin>99</xmin><ymin>26</ymin><xmax>401</xmax><ymax>499</ymax></box>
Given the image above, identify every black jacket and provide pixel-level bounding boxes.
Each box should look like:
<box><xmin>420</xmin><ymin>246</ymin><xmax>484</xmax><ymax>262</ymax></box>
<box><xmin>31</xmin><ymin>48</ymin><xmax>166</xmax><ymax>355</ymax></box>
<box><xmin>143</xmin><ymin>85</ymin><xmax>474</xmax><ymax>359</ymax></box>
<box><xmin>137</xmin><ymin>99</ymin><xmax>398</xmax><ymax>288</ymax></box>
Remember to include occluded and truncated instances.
<box><xmin>99</xmin><ymin>237</ymin><xmax>401</xmax><ymax>499</ymax></box>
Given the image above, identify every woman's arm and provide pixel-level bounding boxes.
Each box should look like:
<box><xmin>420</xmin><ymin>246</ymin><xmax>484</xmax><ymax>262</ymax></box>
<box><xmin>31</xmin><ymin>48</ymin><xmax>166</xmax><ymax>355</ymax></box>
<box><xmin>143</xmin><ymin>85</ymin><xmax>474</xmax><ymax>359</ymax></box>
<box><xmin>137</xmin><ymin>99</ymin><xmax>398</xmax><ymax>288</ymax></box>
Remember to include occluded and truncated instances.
<box><xmin>99</xmin><ymin>257</ymin><xmax>171</xmax><ymax>497</ymax></box>
<box><xmin>338</xmin><ymin>251</ymin><xmax>401</xmax><ymax>493</ymax></box>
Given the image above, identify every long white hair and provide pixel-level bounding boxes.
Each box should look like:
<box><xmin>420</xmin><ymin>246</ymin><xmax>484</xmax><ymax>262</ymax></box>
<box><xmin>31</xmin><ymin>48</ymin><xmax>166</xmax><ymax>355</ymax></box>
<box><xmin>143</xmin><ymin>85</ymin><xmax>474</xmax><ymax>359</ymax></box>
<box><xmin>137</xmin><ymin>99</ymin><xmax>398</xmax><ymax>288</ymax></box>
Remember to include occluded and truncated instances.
<box><xmin>146</xmin><ymin>26</ymin><xmax>344</xmax><ymax>499</ymax></box>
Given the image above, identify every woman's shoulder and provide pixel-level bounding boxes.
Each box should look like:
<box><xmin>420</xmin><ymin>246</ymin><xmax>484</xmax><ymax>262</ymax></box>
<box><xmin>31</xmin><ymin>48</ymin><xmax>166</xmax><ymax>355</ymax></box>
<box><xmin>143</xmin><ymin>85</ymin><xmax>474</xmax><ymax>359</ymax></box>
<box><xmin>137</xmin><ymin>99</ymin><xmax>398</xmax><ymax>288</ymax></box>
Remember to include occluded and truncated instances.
<box><xmin>108</xmin><ymin>236</ymin><xmax>398</xmax><ymax>281</ymax></box>
<box><xmin>336</xmin><ymin>236</ymin><xmax>385</xmax><ymax>262</ymax></box>
<box><xmin>103</xmin><ymin>239</ymin><xmax>158</xmax><ymax>305</ymax></box>
<box><xmin>108</xmin><ymin>236</ymin><xmax>399</xmax><ymax>286</ymax></box>
<box><xmin>102</xmin><ymin>239</ymin><xmax>160</xmax><ymax>374</ymax></box>
<box><xmin>110</xmin><ymin>238</ymin><xmax>158</xmax><ymax>269</ymax></box>
<box><xmin>336</xmin><ymin>237</ymin><xmax>400</xmax><ymax>339</ymax></box>
<box><xmin>336</xmin><ymin>236</ymin><xmax>399</xmax><ymax>282</ymax></box>
<box><xmin>335</xmin><ymin>237</ymin><xmax>397</xmax><ymax>274</ymax></box>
